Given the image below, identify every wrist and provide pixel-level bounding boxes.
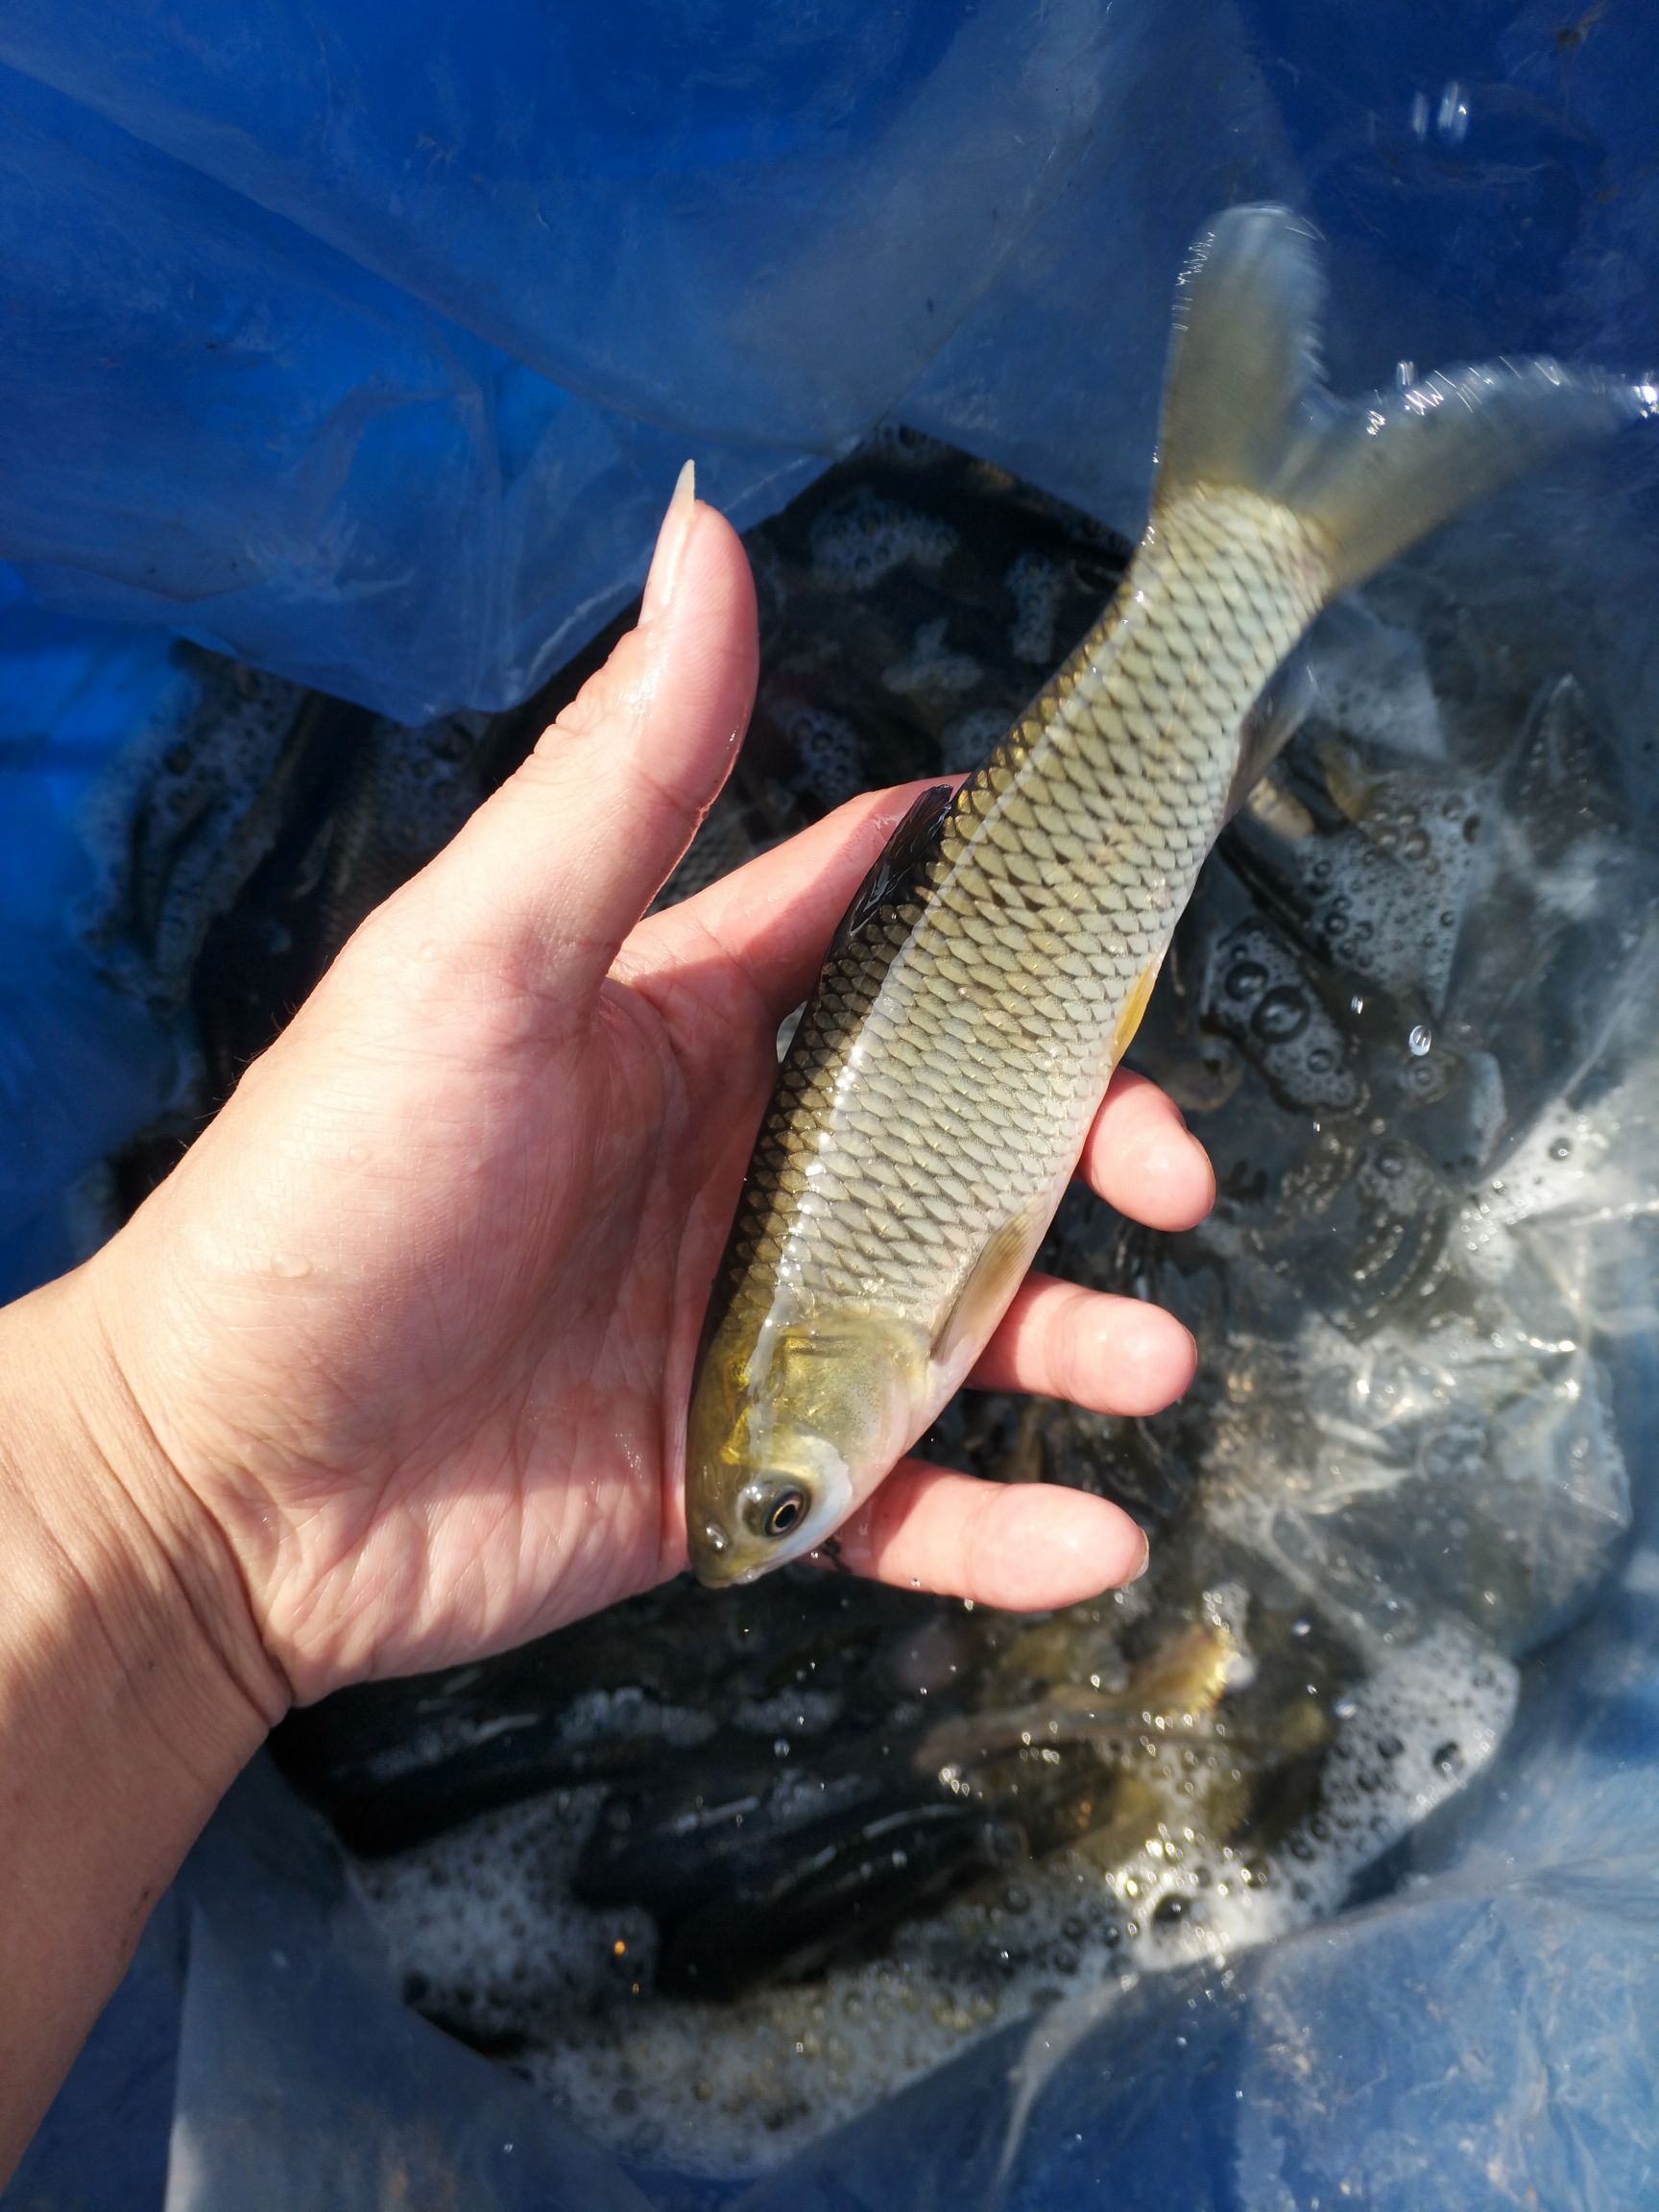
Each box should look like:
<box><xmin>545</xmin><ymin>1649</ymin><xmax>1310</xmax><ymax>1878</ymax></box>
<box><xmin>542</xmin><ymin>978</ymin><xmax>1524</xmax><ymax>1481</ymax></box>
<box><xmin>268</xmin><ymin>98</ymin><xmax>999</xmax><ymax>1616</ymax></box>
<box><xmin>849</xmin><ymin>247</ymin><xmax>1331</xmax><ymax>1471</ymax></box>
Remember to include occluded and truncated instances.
<box><xmin>0</xmin><ymin>1269</ymin><xmax>284</xmax><ymax>2176</ymax></box>
<box><xmin>0</xmin><ymin>1268</ymin><xmax>287</xmax><ymax>1780</ymax></box>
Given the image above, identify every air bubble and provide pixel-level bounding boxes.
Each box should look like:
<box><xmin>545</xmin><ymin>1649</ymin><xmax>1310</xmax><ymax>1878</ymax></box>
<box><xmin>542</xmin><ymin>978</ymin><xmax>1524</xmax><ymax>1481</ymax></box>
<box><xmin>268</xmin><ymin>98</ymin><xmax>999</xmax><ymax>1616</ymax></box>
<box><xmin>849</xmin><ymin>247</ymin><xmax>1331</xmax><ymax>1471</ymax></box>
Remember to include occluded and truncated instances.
<box><xmin>1251</xmin><ymin>987</ymin><xmax>1310</xmax><ymax>1043</ymax></box>
<box><xmin>1224</xmin><ymin>960</ymin><xmax>1268</xmax><ymax>1000</ymax></box>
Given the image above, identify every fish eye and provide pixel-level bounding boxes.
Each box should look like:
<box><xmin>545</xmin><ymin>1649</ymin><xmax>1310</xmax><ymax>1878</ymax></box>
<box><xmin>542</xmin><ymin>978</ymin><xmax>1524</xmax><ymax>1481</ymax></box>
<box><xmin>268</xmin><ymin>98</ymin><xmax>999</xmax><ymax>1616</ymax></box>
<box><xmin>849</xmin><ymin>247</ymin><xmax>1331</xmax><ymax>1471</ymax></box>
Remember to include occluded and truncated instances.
<box><xmin>765</xmin><ymin>1487</ymin><xmax>807</xmax><ymax>1537</ymax></box>
<box><xmin>743</xmin><ymin>1480</ymin><xmax>810</xmax><ymax>1541</ymax></box>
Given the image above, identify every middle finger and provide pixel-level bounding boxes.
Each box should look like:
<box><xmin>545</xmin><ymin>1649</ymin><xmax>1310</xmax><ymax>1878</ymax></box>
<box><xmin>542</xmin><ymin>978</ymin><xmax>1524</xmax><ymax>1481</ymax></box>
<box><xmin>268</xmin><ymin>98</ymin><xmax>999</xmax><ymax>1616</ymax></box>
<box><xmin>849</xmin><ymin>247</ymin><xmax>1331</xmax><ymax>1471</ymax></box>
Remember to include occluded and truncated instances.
<box><xmin>968</xmin><ymin>1271</ymin><xmax>1197</xmax><ymax>1415</ymax></box>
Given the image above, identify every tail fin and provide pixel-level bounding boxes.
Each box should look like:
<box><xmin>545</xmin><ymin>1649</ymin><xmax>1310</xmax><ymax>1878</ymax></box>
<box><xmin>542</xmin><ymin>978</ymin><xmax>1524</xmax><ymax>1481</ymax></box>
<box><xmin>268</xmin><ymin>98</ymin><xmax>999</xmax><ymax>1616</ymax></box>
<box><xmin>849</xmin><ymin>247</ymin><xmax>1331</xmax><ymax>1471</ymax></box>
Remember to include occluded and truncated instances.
<box><xmin>1156</xmin><ymin>204</ymin><xmax>1650</xmax><ymax>596</ymax></box>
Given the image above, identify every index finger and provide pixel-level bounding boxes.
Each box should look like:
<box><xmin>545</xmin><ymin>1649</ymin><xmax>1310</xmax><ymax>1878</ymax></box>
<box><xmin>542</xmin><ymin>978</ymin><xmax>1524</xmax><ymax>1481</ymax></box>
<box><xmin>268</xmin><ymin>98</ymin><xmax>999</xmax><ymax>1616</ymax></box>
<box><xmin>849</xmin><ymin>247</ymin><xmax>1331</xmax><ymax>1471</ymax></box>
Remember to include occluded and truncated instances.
<box><xmin>617</xmin><ymin>780</ymin><xmax>960</xmax><ymax>1022</ymax></box>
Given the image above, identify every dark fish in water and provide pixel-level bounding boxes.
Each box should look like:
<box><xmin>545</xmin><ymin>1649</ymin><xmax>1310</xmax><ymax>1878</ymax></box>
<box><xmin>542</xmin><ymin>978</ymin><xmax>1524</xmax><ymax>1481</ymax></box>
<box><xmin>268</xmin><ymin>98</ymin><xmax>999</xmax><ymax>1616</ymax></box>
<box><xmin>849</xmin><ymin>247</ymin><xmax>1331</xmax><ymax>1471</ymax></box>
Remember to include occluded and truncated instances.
<box><xmin>685</xmin><ymin>203</ymin><xmax>1647</xmax><ymax>1585</ymax></box>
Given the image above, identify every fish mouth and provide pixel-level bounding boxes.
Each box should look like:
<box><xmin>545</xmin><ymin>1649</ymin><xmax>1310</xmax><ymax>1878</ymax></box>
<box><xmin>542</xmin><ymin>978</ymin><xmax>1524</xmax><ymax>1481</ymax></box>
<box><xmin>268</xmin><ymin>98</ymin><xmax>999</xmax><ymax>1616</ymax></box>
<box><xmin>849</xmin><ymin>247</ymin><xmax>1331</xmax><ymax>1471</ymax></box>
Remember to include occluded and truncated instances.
<box><xmin>694</xmin><ymin>1554</ymin><xmax>763</xmax><ymax>1591</ymax></box>
<box><xmin>686</xmin><ymin>1516</ymin><xmax>764</xmax><ymax>1590</ymax></box>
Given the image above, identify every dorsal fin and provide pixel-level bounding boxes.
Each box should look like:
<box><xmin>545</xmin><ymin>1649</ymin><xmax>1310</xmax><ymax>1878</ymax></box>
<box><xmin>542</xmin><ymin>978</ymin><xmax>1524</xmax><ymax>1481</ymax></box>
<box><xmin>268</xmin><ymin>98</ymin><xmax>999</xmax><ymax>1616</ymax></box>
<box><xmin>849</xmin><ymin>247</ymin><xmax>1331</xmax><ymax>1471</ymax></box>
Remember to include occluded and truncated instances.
<box><xmin>831</xmin><ymin>782</ymin><xmax>954</xmax><ymax>952</ymax></box>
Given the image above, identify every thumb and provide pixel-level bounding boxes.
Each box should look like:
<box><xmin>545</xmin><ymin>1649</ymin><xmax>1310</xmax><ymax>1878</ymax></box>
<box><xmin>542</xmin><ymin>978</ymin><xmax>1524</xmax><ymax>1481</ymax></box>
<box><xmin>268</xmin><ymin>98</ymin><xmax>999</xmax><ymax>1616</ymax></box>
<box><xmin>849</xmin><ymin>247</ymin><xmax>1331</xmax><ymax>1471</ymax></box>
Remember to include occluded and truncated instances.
<box><xmin>416</xmin><ymin>465</ymin><xmax>758</xmax><ymax>1004</ymax></box>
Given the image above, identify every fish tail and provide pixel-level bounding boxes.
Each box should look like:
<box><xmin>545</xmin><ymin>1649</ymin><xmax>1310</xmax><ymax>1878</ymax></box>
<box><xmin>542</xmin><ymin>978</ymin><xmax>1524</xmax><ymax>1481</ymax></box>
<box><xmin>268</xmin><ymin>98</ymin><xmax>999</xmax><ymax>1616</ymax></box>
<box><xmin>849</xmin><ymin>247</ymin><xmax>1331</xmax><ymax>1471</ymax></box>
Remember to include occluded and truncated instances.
<box><xmin>1155</xmin><ymin>204</ymin><xmax>1651</xmax><ymax>597</ymax></box>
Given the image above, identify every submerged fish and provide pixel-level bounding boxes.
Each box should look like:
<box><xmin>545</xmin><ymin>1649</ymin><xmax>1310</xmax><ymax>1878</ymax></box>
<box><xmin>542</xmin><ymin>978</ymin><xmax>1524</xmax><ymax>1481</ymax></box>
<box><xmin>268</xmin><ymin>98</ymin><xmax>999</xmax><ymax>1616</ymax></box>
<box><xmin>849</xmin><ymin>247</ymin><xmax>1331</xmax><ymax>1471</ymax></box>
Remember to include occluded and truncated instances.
<box><xmin>685</xmin><ymin>204</ymin><xmax>1647</xmax><ymax>1587</ymax></box>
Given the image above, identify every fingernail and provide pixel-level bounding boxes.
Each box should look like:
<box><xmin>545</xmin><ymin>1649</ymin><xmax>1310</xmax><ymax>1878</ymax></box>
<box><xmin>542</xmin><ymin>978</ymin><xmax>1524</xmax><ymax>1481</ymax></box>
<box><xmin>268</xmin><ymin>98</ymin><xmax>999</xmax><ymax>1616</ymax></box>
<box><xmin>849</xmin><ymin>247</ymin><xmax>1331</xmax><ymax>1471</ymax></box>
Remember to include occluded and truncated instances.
<box><xmin>1129</xmin><ymin>1528</ymin><xmax>1151</xmax><ymax>1582</ymax></box>
<box><xmin>641</xmin><ymin>458</ymin><xmax>697</xmax><ymax>621</ymax></box>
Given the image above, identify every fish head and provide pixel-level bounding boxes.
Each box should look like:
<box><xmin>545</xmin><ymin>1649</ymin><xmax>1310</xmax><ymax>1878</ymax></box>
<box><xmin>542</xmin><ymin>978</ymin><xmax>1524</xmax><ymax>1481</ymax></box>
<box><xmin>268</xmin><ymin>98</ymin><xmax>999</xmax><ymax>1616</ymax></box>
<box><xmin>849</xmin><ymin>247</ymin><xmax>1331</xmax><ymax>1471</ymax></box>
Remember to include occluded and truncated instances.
<box><xmin>685</xmin><ymin>1309</ymin><xmax>929</xmax><ymax>1587</ymax></box>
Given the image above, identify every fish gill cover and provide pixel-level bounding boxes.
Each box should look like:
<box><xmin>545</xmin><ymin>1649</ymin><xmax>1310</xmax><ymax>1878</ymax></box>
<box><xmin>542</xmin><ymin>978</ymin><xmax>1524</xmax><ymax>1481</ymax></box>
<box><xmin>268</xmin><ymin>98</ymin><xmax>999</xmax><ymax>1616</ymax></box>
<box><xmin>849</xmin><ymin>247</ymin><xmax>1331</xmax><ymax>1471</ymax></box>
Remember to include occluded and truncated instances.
<box><xmin>3</xmin><ymin>6</ymin><xmax>1659</xmax><ymax>2210</ymax></box>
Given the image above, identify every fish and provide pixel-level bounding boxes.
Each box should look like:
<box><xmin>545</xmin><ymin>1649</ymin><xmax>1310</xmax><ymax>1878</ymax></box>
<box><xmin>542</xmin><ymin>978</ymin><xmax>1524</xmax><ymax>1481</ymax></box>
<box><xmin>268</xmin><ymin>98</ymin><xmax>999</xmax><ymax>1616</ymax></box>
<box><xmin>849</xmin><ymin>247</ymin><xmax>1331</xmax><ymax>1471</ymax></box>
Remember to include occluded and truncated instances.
<box><xmin>685</xmin><ymin>202</ymin><xmax>1648</xmax><ymax>1587</ymax></box>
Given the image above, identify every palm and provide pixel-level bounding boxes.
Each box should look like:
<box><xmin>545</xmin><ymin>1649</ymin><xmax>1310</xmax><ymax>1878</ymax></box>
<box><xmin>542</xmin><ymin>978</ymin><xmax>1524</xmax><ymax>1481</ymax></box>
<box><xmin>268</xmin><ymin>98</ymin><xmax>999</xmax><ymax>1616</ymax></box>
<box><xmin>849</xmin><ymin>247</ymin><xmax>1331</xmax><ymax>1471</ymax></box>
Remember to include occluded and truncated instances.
<box><xmin>90</xmin><ymin>493</ymin><xmax>1211</xmax><ymax>1706</ymax></box>
<box><xmin>96</xmin><ymin>891</ymin><xmax>783</xmax><ymax>1697</ymax></box>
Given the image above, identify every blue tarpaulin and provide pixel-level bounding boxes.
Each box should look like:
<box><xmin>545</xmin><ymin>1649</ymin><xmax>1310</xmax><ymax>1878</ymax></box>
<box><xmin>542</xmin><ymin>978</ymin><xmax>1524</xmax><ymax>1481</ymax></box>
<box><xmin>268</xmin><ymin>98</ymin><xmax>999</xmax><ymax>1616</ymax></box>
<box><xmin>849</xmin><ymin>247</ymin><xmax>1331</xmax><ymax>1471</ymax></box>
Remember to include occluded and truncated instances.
<box><xmin>4</xmin><ymin>5</ymin><xmax>1658</xmax><ymax>2206</ymax></box>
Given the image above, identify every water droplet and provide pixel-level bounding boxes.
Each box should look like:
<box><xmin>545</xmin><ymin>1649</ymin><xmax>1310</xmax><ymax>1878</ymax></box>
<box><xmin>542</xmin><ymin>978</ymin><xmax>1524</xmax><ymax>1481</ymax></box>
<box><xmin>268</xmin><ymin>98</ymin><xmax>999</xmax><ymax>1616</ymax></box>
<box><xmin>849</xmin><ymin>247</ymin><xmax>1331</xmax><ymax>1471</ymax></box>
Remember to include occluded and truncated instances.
<box><xmin>270</xmin><ymin>1253</ymin><xmax>313</xmax><ymax>1279</ymax></box>
<box><xmin>1224</xmin><ymin>959</ymin><xmax>1268</xmax><ymax>1001</ymax></box>
<box><xmin>1251</xmin><ymin>986</ymin><xmax>1309</xmax><ymax>1044</ymax></box>
<box><xmin>1407</xmin><ymin>1023</ymin><xmax>1432</xmax><ymax>1057</ymax></box>
<box><xmin>1550</xmin><ymin>1137</ymin><xmax>1573</xmax><ymax>1161</ymax></box>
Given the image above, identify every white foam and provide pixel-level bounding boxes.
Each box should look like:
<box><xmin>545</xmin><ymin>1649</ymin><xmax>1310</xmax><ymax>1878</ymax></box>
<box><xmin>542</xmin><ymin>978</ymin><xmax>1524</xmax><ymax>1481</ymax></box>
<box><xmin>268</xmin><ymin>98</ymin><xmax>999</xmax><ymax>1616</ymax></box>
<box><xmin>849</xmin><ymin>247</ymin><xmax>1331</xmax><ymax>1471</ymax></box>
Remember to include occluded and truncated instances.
<box><xmin>1005</xmin><ymin>550</ymin><xmax>1069</xmax><ymax>666</ymax></box>
<box><xmin>881</xmin><ymin>615</ymin><xmax>982</xmax><ymax>699</ymax></box>
<box><xmin>940</xmin><ymin>705</ymin><xmax>1008</xmax><ymax>773</ymax></box>
<box><xmin>354</xmin><ymin>1599</ymin><xmax>1520</xmax><ymax>2176</ymax></box>
<box><xmin>808</xmin><ymin>489</ymin><xmax>957</xmax><ymax>590</ymax></box>
<box><xmin>775</xmin><ymin>703</ymin><xmax>864</xmax><ymax>808</ymax></box>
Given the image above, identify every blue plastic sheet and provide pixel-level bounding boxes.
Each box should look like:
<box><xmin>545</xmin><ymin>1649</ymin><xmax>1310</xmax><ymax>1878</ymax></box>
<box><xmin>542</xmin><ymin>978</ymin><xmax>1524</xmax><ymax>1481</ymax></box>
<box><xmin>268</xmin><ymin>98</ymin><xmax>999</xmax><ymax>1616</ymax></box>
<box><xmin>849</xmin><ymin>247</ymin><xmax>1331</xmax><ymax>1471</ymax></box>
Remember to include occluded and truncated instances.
<box><xmin>6</xmin><ymin>1</ymin><xmax>1650</xmax><ymax>725</ymax></box>
<box><xmin>6</xmin><ymin>3</ymin><xmax>1659</xmax><ymax>2207</ymax></box>
<box><xmin>0</xmin><ymin>593</ymin><xmax>185</xmax><ymax>1299</ymax></box>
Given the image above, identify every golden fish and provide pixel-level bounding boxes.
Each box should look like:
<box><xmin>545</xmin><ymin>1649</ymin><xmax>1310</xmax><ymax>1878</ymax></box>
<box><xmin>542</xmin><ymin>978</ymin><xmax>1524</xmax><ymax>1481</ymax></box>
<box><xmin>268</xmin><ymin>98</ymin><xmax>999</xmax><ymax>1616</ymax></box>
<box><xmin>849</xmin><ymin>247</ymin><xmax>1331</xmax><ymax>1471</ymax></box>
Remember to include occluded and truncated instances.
<box><xmin>686</xmin><ymin>204</ymin><xmax>1647</xmax><ymax>1585</ymax></box>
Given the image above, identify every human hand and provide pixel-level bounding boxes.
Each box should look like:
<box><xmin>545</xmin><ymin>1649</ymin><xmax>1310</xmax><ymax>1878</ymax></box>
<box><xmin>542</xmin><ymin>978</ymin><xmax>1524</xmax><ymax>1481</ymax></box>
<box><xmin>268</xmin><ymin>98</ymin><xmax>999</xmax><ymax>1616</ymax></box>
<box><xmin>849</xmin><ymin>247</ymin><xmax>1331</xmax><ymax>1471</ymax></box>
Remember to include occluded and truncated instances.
<box><xmin>71</xmin><ymin>477</ymin><xmax>1213</xmax><ymax>1709</ymax></box>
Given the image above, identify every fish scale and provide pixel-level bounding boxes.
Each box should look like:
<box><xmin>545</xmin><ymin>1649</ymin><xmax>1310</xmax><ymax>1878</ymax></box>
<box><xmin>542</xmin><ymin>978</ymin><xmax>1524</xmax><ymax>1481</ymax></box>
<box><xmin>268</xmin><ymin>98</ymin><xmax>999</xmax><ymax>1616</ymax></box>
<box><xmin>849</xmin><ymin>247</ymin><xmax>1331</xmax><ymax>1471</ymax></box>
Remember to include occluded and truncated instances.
<box><xmin>719</xmin><ymin>493</ymin><xmax>1324</xmax><ymax>1333</ymax></box>
<box><xmin>685</xmin><ymin>203</ymin><xmax>1646</xmax><ymax>1584</ymax></box>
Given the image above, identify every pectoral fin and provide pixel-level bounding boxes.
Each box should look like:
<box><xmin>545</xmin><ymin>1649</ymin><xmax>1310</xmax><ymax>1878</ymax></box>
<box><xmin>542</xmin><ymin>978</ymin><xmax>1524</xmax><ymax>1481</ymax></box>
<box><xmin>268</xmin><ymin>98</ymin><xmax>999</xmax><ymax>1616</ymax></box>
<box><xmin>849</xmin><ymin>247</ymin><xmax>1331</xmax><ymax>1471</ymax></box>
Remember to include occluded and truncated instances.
<box><xmin>932</xmin><ymin>1208</ymin><xmax>1046</xmax><ymax>1374</ymax></box>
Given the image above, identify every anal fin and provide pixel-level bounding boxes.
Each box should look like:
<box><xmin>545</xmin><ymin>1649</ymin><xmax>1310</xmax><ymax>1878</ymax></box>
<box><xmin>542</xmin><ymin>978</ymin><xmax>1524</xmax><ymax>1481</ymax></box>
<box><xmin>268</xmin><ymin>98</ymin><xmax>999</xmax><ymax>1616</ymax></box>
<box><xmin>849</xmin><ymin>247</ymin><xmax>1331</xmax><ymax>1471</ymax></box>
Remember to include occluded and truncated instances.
<box><xmin>1110</xmin><ymin>954</ymin><xmax>1166</xmax><ymax>1065</ymax></box>
<box><xmin>1224</xmin><ymin>659</ymin><xmax>1316</xmax><ymax>823</ymax></box>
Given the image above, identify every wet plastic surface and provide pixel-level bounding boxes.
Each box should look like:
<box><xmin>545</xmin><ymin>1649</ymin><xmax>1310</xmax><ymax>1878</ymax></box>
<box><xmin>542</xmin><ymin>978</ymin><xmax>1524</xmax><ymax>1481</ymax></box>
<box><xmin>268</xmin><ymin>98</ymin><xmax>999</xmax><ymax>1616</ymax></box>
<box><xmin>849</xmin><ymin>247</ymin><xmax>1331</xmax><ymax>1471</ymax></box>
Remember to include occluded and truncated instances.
<box><xmin>6</xmin><ymin>4</ymin><xmax>1659</xmax><ymax>2207</ymax></box>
